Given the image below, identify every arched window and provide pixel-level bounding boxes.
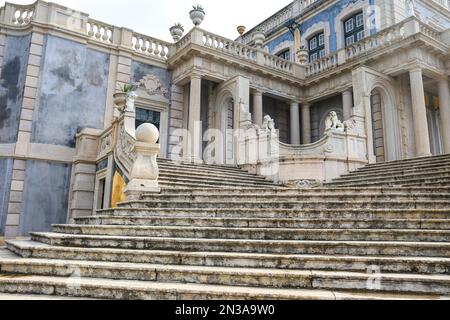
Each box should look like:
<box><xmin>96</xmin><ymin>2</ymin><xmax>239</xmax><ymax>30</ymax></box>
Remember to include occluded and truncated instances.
<box><xmin>277</xmin><ymin>49</ymin><xmax>291</xmax><ymax>61</ymax></box>
<box><xmin>308</xmin><ymin>32</ymin><xmax>325</xmax><ymax>62</ymax></box>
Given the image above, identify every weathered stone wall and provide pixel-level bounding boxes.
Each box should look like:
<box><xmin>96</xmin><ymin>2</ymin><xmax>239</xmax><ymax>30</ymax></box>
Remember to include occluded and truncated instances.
<box><xmin>32</xmin><ymin>36</ymin><xmax>110</xmax><ymax>148</ymax></box>
<box><xmin>0</xmin><ymin>158</ymin><xmax>13</xmax><ymax>235</ymax></box>
<box><xmin>130</xmin><ymin>61</ymin><xmax>171</xmax><ymax>99</ymax></box>
<box><xmin>0</xmin><ymin>35</ymin><xmax>31</xmax><ymax>143</ymax></box>
<box><xmin>19</xmin><ymin>160</ymin><xmax>71</xmax><ymax>235</ymax></box>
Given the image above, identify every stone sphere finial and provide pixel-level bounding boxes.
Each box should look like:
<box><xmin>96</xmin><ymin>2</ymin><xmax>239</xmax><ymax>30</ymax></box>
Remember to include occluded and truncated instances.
<box><xmin>136</xmin><ymin>123</ymin><xmax>159</xmax><ymax>144</ymax></box>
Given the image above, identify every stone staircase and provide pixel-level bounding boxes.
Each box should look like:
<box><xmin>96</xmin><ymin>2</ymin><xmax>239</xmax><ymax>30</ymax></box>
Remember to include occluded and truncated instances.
<box><xmin>326</xmin><ymin>154</ymin><xmax>450</xmax><ymax>188</ymax></box>
<box><xmin>0</xmin><ymin>156</ymin><xmax>450</xmax><ymax>299</ymax></box>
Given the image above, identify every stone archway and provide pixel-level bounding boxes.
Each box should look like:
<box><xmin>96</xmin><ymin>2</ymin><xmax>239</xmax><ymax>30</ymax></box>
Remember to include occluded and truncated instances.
<box><xmin>214</xmin><ymin>89</ymin><xmax>236</xmax><ymax>165</ymax></box>
<box><xmin>369</xmin><ymin>84</ymin><xmax>401</xmax><ymax>162</ymax></box>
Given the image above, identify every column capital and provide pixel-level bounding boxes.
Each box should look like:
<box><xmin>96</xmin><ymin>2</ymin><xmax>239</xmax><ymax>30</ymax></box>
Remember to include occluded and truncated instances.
<box><xmin>342</xmin><ymin>89</ymin><xmax>353</xmax><ymax>95</ymax></box>
<box><xmin>190</xmin><ymin>73</ymin><xmax>202</xmax><ymax>81</ymax></box>
<box><xmin>409</xmin><ymin>66</ymin><xmax>423</xmax><ymax>74</ymax></box>
<box><xmin>253</xmin><ymin>90</ymin><xmax>263</xmax><ymax>96</ymax></box>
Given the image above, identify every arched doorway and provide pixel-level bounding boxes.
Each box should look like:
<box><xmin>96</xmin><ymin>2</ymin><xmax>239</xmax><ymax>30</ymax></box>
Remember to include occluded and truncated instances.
<box><xmin>369</xmin><ymin>86</ymin><xmax>401</xmax><ymax>162</ymax></box>
<box><xmin>214</xmin><ymin>90</ymin><xmax>237</xmax><ymax>165</ymax></box>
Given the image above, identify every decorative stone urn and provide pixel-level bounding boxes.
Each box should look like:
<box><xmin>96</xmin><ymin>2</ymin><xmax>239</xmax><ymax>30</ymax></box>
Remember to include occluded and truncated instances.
<box><xmin>113</xmin><ymin>92</ymin><xmax>127</xmax><ymax>110</ymax></box>
<box><xmin>170</xmin><ymin>23</ymin><xmax>184</xmax><ymax>42</ymax></box>
<box><xmin>296</xmin><ymin>46</ymin><xmax>309</xmax><ymax>65</ymax></box>
<box><xmin>113</xmin><ymin>92</ymin><xmax>138</xmax><ymax>113</ymax></box>
<box><xmin>252</xmin><ymin>29</ymin><xmax>265</xmax><ymax>48</ymax></box>
<box><xmin>190</xmin><ymin>5</ymin><xmax>205</xmax><ymax>26</ymax></box>
<box><xmin>237</xmin><ymin>25</ymin><xmax>246</xmax><ymax>36</ymax></box>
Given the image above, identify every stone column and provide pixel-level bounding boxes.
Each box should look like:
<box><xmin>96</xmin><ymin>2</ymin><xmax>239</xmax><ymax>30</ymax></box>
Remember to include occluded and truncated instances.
<box><xmin>290</xmin><ymin>102</ymin><xmax>301</xmax><ymax>145</ymax></box>
<box><xmin>301</xmin><ymin>103</ymin><xmax>312</xmax><ymax>145</ymax></box>
<box><xmin>342</xmin><ymin>90</ymin><xmax>353</xmax><ymax>121</ymax></box>
<box><xmin>253</xmin><ymin>91</ymin><xmax>263</xmax><ymax>127</ymax></box>
<box><xmin>188</xmin><ymin>74</ymin><xmax>202</xmax><ymax>162</ymax></box>
<box><xmin>438</xmin><ymin>77</ymin><xmax>450</xmax><ymax>154</ymax></box>
<box><xmin>409</xmin><ymin>68</ymin><xmax>432</xmax><ymax>157</ymax></box>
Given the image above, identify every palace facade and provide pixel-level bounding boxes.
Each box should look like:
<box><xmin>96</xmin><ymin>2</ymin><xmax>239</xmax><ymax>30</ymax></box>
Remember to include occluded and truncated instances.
<box><xmin>0</xmin><ymin>0</ymin><xmax>450</xmax><ymax>238</ymax></box>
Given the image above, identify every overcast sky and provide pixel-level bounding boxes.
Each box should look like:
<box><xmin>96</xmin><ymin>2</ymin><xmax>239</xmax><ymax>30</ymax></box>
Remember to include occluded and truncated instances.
<box><xmin>1</xmin><ymin>0</ymin><xmax>292</xmax><ymax>41</ymax></box>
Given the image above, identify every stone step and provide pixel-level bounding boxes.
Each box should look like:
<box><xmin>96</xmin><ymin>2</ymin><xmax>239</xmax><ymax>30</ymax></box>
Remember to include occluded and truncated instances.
<box><xmin>353</xmin><ymin>159</ymin><xmax>450</xmax><ymax>175</ymax></box>
<box><xmin>353</xmin><ymin>155</ymin><xmax>450</xmax><ymax>170</ymax></box>
<box><xmin>339</xmin><ymin>165</ymin><xmax>450</xmax><ymax>181</ymax></box>
<box><xmin>158</xmin><ymin>166</ymin><xmax>269</xmax><ymax>181</ymax></box>
<box><xmin>1</xmin><ymin>274</ymin><xmax>447</xmax><ymax>300</ymax></box>
<box><xmin>7</xmin><ymin>241</ymin><xmax>450</xmax><ymax>275</ymax></box>
<box><xmin>52</xmin><ymin>225</ymin><xmax>450</xmax><ymax>242</ymax></box>
<box><xmin>158</xmin><ymin>179</ymin><xmax>278</xmax><ymax>189</ymax></box>
<box><xmin>156</xmin><ymin>187</ymin><xmax>450</xmax><ymax>196</ymax></box>
<box><xmin>74</xmin><ymin>216</ymin><xmax>450</xmax><ymax>230</ymax></box>
<box><xmin>327</xmin><ymin>177</ymin><xmax>450</xmax><ymax>188</ymax></box>
<box><xmin>99</xmin><ymin>208</ymin><xmax>450</xmax><ymax>220</ymax></box>
<box><xmin>159</xmin><ymin>171</ymin><xmax>273</xmax><ymax>184</ymax></box>
<box><xmin>30</xmin><ymin>233</ymin><xmax>450</xmax><ymax>257</ymax></box>
<box><xmin>330</xmin><ymin>169</ymin><xmax>450</xmax><ymax>184</ymax></box>
<box><xmin>118</xmin><ymin>200</ymin><xmax>450</xmax><ymax>210</ymax></box>
<box><xmin>2</xmin><ymin>258</ymin><xmax>450</xmax><ymax>295</ymax></box>
<box><xmin>138</xmin><ymin>193</ymin><xmax>450</xmax><ymax>203</ymax></box>
<box><xmin>157</xmin><ymin>158</ymin><xmax>245</xmax><ymax>172</ymax></box>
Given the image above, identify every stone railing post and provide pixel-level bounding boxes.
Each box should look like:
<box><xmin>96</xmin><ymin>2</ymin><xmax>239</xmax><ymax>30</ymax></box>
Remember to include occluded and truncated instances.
<box><xmin>124</xmin><ymin>124</ymin><xmax>161</xmax><ymax>200</ymax></box>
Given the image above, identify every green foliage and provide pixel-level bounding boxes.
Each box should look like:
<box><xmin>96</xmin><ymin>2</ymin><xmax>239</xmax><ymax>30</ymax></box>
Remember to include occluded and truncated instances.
<box><xmin>191</xmin><ymin>4</ymin><xmax>205</xmax><ymax>12</ymax></box>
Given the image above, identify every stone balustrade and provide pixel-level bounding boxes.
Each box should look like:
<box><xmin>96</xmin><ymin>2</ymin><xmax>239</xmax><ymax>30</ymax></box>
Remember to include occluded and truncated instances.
<box><xmin>132</xmin><ymin>33</ymin><xmax>172</xmax><ymax>60</ymax></box>
<box><xmin>0</xmin><ymin>3</ymin><xmax>35</xmax><ymax>26</ymax></box>
<box><xmin>306</xmin><ymin>52</ymin><xmax>338</xmax><ymax>77</ymax></box>
<box><xmin>87</xmin><ymin>19</ymin><xmax>114</xmax><ymax>43</ymax></box>
<box><xmin>202</xmin><ymin>30</ymin><xmax>257</xmax><ymax>62</ymax></box>
<box><xmin>263</xmin><ymin>53</ymin><xmax>294</xmax><ymax>74</ymax></box>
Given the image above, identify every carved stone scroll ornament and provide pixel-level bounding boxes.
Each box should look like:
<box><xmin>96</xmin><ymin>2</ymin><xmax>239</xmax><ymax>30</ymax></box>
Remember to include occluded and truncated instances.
<box><xmin>137</xmin><ymin>74</ymin><xmax>168</xmax><ymax>96</ymax></box>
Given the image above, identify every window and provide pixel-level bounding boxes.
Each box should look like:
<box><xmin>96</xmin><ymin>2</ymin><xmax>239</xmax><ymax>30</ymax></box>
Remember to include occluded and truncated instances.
<box><xmin>308</xmin><ymin>32</ymin><xmax>325</xmax><ymax>62</ymax></box>
<box><xmin>277</xmin><ymin>49</ymin><xmax>291</xmax><ymax>61</ymax></box>
<box><xmin>344</xmin><ymin>12</ymin><xmax>364</xmax><ymax>47</ymax></box>
<box><xmin>135</xmin><ymin>108</ymin><xmax>161</xmax><ymax>131</ymax></box>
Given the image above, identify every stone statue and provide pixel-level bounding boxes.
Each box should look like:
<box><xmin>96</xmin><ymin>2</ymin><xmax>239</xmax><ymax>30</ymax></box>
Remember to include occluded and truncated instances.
<box><xmin>262</xmin><ymin>115</ymin><xmax>276</xmax><ymax>132</ymax></box>
<box><xmin>405</xmin><ymin>0</ymin><xmax>416</xmax><ymax>17</ymax></box>
<box><xmin>325</xmin><ymin>111</ymin><xmax>345</xmax><ymax>132</ymax></box>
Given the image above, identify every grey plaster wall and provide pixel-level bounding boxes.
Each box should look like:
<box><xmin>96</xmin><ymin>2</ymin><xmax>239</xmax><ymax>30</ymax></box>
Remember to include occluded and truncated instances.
<box><xmin>0</xmin><ymin>35</ymin><xmax>31</xmax><ymax>143</ymax></box>
<box><xmin>19</xmin><ymin>160</ymin><xmax>71</xmax><ymax>236</ymax></box>
<box><xmin>32</xmin><ymin>36</ymin><xmax>109</xmax><ymax>148</ymax></box>
<box><xmin>0</xmin><ymin>158</ymin><xmax>13</xmax><ymax>235</ymax></box>
<box><xmin>130</xmin><ymin>61</ymin><xmax>172</xmax><ymax>100</ymax></box>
